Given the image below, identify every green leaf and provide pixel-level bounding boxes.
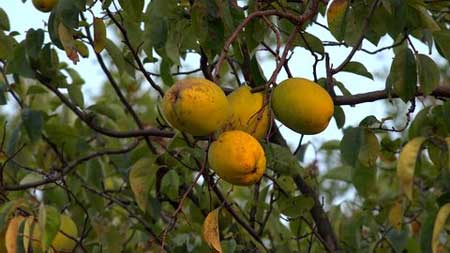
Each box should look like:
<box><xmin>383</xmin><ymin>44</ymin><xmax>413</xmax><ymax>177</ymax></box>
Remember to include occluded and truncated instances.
<box><xmin>0</xmin><ymin>8</ymin><xmax>10</xmax><ymax>31</ymax></box>
<box><xmin>250</xmin><ymin>55</ymin><xmax>267</xmax><ymax>86</ymax></box>
<box><xmin>433</xmin><ymin>31</ymin><xmax>450</xmax><ymax>62</ymax></box>
<box><xmin>265</xmin><ymin>143</ymin><xmax>302</xmax><ymax>175</ymax></box>
<box><xmin>87</xmin><ymin>102</ymin><xmax>123</xmax><ymax>121</ymax></box>
<box><xmin>160</xmin><ymin>58</ymin><xmax>174</xmax><ymax>86</ymax></box>
<box><xmin>161</xmin><ymin>169</ymin><xmax>179</xmax><ymax>201</ymax></box>
<box><xmin>397</xmin><ymin>137</ymin><xmax>427</xmax><ymax>200</ymax></box>
<box><xmin>0</xmin><ymin>81</ymin><xmax>7</xmax><ymax>105</ymax></box>
<box><xmin>6</xmin><ymin>43</ymin><xmax>35</xmax><ymax>78</ymax></box>
<box><xmin>341</xmin><ymin>61</ymin><xmax>373</xmax><ymax>80</ymax></box>
<box><xmin>340</xmin><ymin>127</ymin><xmax>379</xmax><ymax>167</ymax></box>
<box><xmin>68</xmin><ymin>85</ymin><xmax>84</xmax><ymax>108</ymax></box>
<box><xmin>278</xmin><ymin>195</ymin><xmax>314</xmax><ymax>217</ymax></box>
<box><xmin>421</xmin><ymin>209</ymin><xmax>437</xmax><ymax>253</ymax></box>
<box><xmin>38</xmin><ymin>204</ymin><xmax>61</xmax><ymax>252</ymax></box>
<box><xmin>385</xmin><ymin>228</ymin><xmax>409</xmax><ymax>252</ymax></box>
<box><xmin>129</xmin><ymin>157</ymin><xmax>157</xmax><ymax>212</ymax></box>
<box><xmin>22</xmin><ymin>109</ymin><xmax>44</xmax><ymax>142</ymax></box>
<box><xmin>321</xmin><ymin>165</ymin><xmax>352</xmax><ymax>182</ymax></box>
<box><xmin>118</xmin><ymin>0</ymin><xmax>144</xmax><ymax>21</ymax></box>
<box><xmin>352</xmin><ymin>163</ymin><xmax>377</xmax><ymax>198</ymax></box>
<box><xmin>295</xmin><ymin>32</ymin><xmax>324</xmax><ymax>55</ymax></box>
<box><xmin>389</xmin><ymin>48</ymin><xmax>417</xmax><ymax>102</ymax></box>
<box><xmin>93</xmin><ymin>18</ymin><xmax>107</xmax><ymax>54</ymax></box>
<box><xmin>358</xmin><ymin>130</ymin><xmax>380</xmax><ymax>167</ymax></box>
<box><xmin>447</xmin><ymin>138</ymin><xmax>450</xmax><ymax>170</ymax></box>
<box><xmin>413</xmin><ymin>5</ymin><xmax>440</xmax><ymax>32</ymax></box>
<box><xmin>0</xmin><ymin>31</ymin><xmax>18</xmax><ymax>60</ymax></box>
<box><xmin>416</xmin><ymin>54</ymin><xmax>440</xmax><ymax>96</ymax></box>
<box><xmin>55</xmin><ymin>0</ymin><xmax>83</xmax><ymax>28</ymax></box>
<box><xmin>333</xmin><ymin>105</ymin><xmax>345</xmax><ymax>129</ymax></box>
<box><xmin>0</xmin><ymin>201</ymin><xmax>18</xmax><ymax>232</ymax></box>
<box><xmin>327</xmin><ymin>0</ymin><xmax>349</xmax><ymax>41</ymax></box>
<box><xmin>25</xmin><ymin>29</ymin><xmax>44</xmax><ymax>59</ymax></box>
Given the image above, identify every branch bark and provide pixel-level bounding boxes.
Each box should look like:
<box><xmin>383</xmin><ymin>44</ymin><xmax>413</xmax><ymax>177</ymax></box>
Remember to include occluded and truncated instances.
<box><xmin>333</xmin><ymin>86</ymin><xmax>450</xmax><ymax>105</ymax></box>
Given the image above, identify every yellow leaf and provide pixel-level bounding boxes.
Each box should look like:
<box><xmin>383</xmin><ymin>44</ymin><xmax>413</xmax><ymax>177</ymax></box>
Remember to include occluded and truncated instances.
<box><xmin>58</xmin><ymin>23</ymin><xmax>79</xmax><ymax>64</ymax></box>
<box><xmin>202</xmin><ymin>208</ymin><xmax>222</xmax><ymax>253</ymax></box>
<box><xmin>93</xmin><ymin>18</ymin><xmax>106</xmax><ymax>54</ymax></box>
<box><xmin>397</xmin><ymin>137</ymin><xmax>426</xmax><ymax>200</ymax></box>
<box><xmin>432</xmin><ymin>203</ymin><xmax>450</xmax><ymax>253</ymax></box>
<box><xmin>129</xmin><ymin>158</ymin><xmax>157</xmax><ymax>212</ymax></box>
<box><xmin>388</xmin><ymin>200</ymin><xmax>403</xmax><ymax>230</ymax></box>
<box><xmin>326</xmin><ymin>0</ymin><xmax>349</xmax><ymax>41</ymax></box>
<box><xmin>74</xmin><ymin>40</ymin><xmax>89</xmax><ymax>58</ymax></box>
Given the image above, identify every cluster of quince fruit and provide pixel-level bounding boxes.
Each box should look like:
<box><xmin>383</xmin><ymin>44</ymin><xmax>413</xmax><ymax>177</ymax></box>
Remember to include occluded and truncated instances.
<box><xmin>2</xmin><ymin>214</ymin><xmax>78</xmax><ymax>253</ymax></box>
<box><xmin>161</xmin><ymin>77</ymin><xmax>334</xmax><ymax>186</ymax></box>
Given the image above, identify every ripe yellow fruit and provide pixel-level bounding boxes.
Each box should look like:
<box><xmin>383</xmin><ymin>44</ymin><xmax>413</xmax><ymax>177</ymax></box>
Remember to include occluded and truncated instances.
<box><xmin>5</xmin><ymin>216</ymin><xmax>25</xmax><ymax>253</ymax></box>
<box><xmin>22</xmin><ymin>215</ymin><xmax>78</xmax><ymax>253</ymax></box>
<box><xmin>208</xmin><ymin>130</ymin><xmax>266</xmax><ymax>186</ymax></box>
<box><xmin>271</xmin><ymin>78</ymin><xmax>334</xmax><ymax>135</ymax></box>
<box><xmin>161</xmin><ymin>78</ymin><xmax>230</xmax><ymax>136</ymax></box>
<box><xmin>32</xmin><ymin>0</ymin><xmax>58</xmax><ymax>12</ymax></box>
<box><xmin>223</xmin><ymin>86</ymin><xmax>269</xmax><ymax>139</ymax></box>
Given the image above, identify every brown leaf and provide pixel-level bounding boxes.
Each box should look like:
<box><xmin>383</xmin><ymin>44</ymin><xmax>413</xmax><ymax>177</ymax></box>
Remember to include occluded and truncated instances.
<box><xmin>388</xmin><ymin>200</ymin><xmax>403</xmax><ymax>230</ymax></box>
<box><xmin>58</xmin><ymin>23</ymin><xmax>79</xmax><ymax>64</ymax></box>
<box><xmin>202</xmin><ymin>208</ymin><xmax>222</xmax><ymax>253</ymax></box>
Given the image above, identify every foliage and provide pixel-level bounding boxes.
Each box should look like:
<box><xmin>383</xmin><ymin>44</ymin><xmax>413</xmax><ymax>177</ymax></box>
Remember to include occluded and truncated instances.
<box><xmin>0</xmin><ymin>0</ymin><xmax>450</xmax><ymax>252</ymax></box>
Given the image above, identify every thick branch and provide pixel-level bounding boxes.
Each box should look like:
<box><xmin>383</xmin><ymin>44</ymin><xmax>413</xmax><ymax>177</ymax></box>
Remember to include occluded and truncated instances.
<box><xmin>35</xmin><ymin>73</ymin><xmax>174</xmax><ymax>139</ymax></box>
<box><xmin>270</xmin><ymin>127</ymin><xmax>339</xmax><ymax>252</ymax></box>
<box><xmin>334</xmin><ymin>86</ymin><xmax>450</xmax><ymax>105</ymax></box>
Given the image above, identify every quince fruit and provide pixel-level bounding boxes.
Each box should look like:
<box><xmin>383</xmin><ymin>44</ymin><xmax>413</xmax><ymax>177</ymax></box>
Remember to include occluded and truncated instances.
<box><xmin>32</xmin><ymin>0</ymin><xmax>58</xmax><ymax>12</ymax></box>
<box><xmin>208</xmin><ymin>130</ymin><xmax>266</xmax><ymax>186</ymax></box>
<box><xmin>162</xmin><ymin>78</ymin><xmax>230</xmax><ymax>136</ymax></box>
<box><xmin>223</xmin><ymin>86</ymin><xmax>269</xmax><ymax>139</ymax></box>
<box><xmin>271</xmin><ymin>78</ymin><xmax>334</xmax><ymax>135</ymax></box>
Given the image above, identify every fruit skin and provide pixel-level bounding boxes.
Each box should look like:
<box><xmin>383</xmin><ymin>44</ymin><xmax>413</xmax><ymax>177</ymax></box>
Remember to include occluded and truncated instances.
<box><xmin>223</xmin><ymin>86</ymin><xmax>269</xmax><ymax>139</ymax></box>
<box><xmin>32</xmin><ymin>0</ymin><xmax>58</xmax><ymax>12</ymax></box>
<box><xmin>161</xmin><ymin>78</ymin><xmax>230</xmax><ymax>136</ymax></box>
<box><xmin>23</xmin><ymin>214</ymin><xmax>78</xmax><ymax>253</ymax></box>
<box><xmin>208</xmin><ymin>130</ymin><xmax>266</xmax><ymax>186</ymax></box>
<box><xmin>271</xmin><ymin>78</ymin><xmax>334</xmax><ymax>135</ymax></box>
<box><xmin>5</xmin><ymin>216</ymin><xmax>26</xmax><ymax>253</ymax></box>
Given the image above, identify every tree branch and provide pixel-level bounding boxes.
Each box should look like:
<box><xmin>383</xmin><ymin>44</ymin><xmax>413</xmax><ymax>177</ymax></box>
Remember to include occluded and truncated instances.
<box><xmin>106</xmin><ymin>9</ymin><xmax>165</xmax><ymax>97</ymax></box>
<box><xmin>333</xmin><ymin>86</ymin><xmax>450</xmax><ymax>105</ymax></box>
<box><xmin>1</xmin><ymin>140</ymin><xmax>141</xmax><ymax>191</ymax></box>
<box><xmin>213</xmin><ymin>6</ymin><xmax>319</xmax><ymax>83</ymax></box>
<box><xmin>331</xmin><ymin>0</ymin><xmax>380</xmax><ymax>75</ymax></box>
<box><xmin>82</xmin><ymin>13</ymin><xmax>158</xmax><ymax>154</ymax></box>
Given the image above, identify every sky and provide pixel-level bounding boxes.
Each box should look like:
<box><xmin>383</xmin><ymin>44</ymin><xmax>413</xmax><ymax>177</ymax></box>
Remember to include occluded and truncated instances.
<box><xmin>0</xmin><ymin>0</ymin><xmax>446</xmax><ymax>166</ymax></box>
